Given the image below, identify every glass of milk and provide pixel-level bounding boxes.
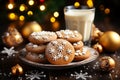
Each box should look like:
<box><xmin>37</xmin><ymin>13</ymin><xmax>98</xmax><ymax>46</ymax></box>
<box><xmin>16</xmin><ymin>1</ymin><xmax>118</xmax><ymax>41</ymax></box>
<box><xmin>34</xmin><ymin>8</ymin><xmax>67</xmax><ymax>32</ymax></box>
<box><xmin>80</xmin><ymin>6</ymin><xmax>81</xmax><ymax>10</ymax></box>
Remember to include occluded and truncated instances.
<box><xmin>64</xmin><ymin>5</ymin><xmax>95</xmax><ymax>46</ymax></box>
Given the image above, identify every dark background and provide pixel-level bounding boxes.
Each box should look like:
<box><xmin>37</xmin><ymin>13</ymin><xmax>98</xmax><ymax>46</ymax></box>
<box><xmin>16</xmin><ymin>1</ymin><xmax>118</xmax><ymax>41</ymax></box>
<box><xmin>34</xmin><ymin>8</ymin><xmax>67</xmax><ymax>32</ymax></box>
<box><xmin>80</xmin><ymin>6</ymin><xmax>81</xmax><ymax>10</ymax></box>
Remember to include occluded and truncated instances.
<box><xmin>0</xmin><ymin>0</ymin><xmax>120</xmax><ymax>45</ymax></box>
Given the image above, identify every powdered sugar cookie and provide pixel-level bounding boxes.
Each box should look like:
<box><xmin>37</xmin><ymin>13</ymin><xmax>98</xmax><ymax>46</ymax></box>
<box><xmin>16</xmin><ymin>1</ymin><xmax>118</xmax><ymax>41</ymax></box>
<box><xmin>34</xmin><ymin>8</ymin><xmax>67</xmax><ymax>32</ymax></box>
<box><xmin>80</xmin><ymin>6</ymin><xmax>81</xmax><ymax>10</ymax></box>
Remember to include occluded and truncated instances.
<box><xmin>45</xmin><ymin>39</ymin><xmax>75</xmax><ymax>65</ymax></box>
<box><xmin>56</xmin><ymin>30</ymin><xmax>82</xmax><ymax>42</ymax></box>
<box><xmin>72</xmin><ymin>41</ymin><xmax>84</xmax><ymax>50</ymax></box>
<box><xmin>25</xmin><ymin>52</ymin><xmax>47</xmax><ymax>63</ymax></box>
<box><xmin>29</xmin><ymin>31</ymin><xmax>57</xmax><ymax>44</ymax></box>
<box><xmin>25</xmin><ymin>43</ymin><xmax>46</xmax><ymax>53</ymax></box>
<box><xmin>74</xmin><ymin>47</ymin><xmax>90</xmax><ymax>61</ymax></box>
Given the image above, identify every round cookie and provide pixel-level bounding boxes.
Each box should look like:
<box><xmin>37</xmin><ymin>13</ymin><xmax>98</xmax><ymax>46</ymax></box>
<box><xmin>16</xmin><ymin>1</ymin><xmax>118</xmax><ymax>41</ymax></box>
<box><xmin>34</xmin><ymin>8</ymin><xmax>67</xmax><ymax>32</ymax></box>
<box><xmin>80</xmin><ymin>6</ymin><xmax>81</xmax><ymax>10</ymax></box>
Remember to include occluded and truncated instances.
<box><xmin>45</xmin><ymin>39</ymin><xmax>75</xmax><ymax>65</ymax></box>
<box><xmin>25</xmin><ymin>43</ymin><xmax>46</xmax><ymax>53</ymax></box>
<box><xmin>25</xmin><ymin>52</ymin><xmax>47</xmax><ymax>63</ymax></box>
<box><xmin>74</xmin><ymin>47</ymin><xmax>90</xmax><ymax>61</ymax></box>
<box><xmin>56</xmin><ymin>30</ymin><xmax>82</xmax><ymax>42</ymax></box>
<box><xmin>29</xmin><ymin>31</ymin><xmax>57</xmax><ymax>44</ymax></box>
<box><xmin>72</xmin><ymin>41</ymin><xmax>84</xmax><ymax>50</ymax></box>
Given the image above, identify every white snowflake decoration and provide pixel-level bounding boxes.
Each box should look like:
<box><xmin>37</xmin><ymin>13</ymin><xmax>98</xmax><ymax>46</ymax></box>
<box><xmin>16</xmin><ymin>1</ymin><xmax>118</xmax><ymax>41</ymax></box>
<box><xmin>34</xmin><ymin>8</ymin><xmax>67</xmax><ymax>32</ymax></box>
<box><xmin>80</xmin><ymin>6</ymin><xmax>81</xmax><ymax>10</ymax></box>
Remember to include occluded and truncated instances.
<box><xmin>1</xmin><ymin>47</ymin><xmax>18</xmax><ymax>57</ymax></box>
<box><xmin>71</xmin><ymin>70</ymin><xmax>92</xmax><ymax>80</ymax></box>
<box><xmin>25</xmin><ymin>70</ymin><xmax>46</xmax><ymax>80</ymax></box>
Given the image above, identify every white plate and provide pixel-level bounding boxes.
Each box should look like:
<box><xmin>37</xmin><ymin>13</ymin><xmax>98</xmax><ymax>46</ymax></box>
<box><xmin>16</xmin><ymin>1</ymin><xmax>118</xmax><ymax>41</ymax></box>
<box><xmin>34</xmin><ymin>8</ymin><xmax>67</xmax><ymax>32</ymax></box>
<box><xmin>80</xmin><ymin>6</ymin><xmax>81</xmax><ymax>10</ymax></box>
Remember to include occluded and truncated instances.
<box><xmin>18</xmin><ymin>46</ymin><xmax>99</xmax><ymax>69</ymax></box>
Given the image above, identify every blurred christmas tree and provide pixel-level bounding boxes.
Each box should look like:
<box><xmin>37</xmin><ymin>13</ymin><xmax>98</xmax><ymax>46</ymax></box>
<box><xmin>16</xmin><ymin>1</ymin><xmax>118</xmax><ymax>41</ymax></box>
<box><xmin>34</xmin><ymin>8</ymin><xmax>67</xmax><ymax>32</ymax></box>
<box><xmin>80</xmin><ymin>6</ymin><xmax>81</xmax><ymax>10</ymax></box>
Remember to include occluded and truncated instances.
<box><xmin>0</xmin><ymin>0</ymin><xmax>67</xmax><ymax>31</ymax></box>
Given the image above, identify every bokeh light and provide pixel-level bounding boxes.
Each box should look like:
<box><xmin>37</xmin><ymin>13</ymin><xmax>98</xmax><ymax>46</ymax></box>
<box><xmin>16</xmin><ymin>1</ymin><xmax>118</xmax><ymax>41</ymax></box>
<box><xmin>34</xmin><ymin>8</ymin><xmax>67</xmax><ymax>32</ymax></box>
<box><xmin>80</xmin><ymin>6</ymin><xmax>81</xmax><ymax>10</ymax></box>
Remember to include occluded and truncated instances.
<box><xmin>39</xmin><ymin>5</ymin><xmax>46</xmax><ymax>11</ymax></box>
<box><xmin>27</xmin><ymin>11</ymin><xmax>33</xmax><ymax>16</ymax></box>
<box><xmin>52</xmin><ymin>21</ymin><xmax>60</xmax><ymax>31</ymax></box>
<box><xmin>8</xmin><ymin>13</ymin><xmax>18</xmax><ymax>20</ymax></box>
<box><xmin>74</xmin><ymin>2</ymin><xmax>80</xmax><ymax>8</ymax></box>
<box><xmin>99</xmin><ymin>5</ymin><xmax>104</xmax><ymax>11</ymax></box>
<box><xmin>53</xmin><ymin>11</ymin><xmax>59</xmax><ymax>18</ymax></box>
<box><xmin>19</xmin><ymin>4</ymin><xmax>26</xmax><ymax>12</ymax></box>
<box><xmin>50</xmin><ymin>17</ymin><xmax>56</xmax><ymax>23</ymax></box>
<box><xmin>104</xmin><ymin>8</ymin><xmax>110</xmax><ymax>14</ymax></box>
<box><xmin>28</xmin><ymin>0</ymin><xmax>34</xmax><ymax>6</ymax></box>
<box><xmin>87</xmin><ymin>0</ymin><xmax>93</xmax><ymax>8</ymax></box>
<box><xmin>19</xmin><ymin>15</ymin><xmax>25</xmax><ymax>21</ymax></box>
<box><xmin>7</xmin><ymin>3</ymin><xmax>14</xmax><ymax>10</ymax></box>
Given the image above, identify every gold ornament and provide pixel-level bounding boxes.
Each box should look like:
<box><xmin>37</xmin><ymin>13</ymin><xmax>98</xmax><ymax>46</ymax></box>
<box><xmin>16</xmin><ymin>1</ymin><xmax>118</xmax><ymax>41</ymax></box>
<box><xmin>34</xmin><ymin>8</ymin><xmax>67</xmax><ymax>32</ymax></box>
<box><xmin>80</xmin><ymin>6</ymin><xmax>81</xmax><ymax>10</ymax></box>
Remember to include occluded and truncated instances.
<box><xmin>92</xmin><ymin>24</ymin><xmax>103</xmax><ymax>41</ymax></box>
<box><xmin>11</xmin><ymin>64</ymin><xmax>23</xmax><ymax>75</ymax></box>
<box><xmin>99</xmin><ymin>31</ymin><xmax>120</xmax><ymax>52</ymax></box>
<box><xmin>22</xmin><ymin>21</ymin><xmax>42</xmax><ymax>38</ymax></box>
<box><xmin>93</xmin><ymin>43</ymin><xmax>103</xmax><ymax>53</ymax></box>
<box><xmin>99</xmin><ymin>56</ymin><xmax>115</xmax><ymax>71</ymax></box>
<box><xmin>2</xmin><ymin>25</ymin><xmax>23</xmax><ymax>47</ymax></box>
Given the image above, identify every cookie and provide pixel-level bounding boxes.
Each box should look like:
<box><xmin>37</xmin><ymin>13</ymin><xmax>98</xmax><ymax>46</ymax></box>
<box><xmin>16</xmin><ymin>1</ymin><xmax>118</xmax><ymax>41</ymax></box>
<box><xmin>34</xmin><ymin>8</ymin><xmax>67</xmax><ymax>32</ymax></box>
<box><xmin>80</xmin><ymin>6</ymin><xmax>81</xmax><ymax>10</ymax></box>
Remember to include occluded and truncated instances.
<box><xmin>45</xmin><ymin>39</ymin><xmax>75</xmax><ymax>65</ymax></box>
<box><xmin>25</xmin><ymin>52</ymin><xmax>47</xmax><ymax>63</ymax></box>
<box><xmin>56</xmin><ymin>30</ymin><xmax>82</xmax><ymax>42</ymax></box>
<box><xmin>72</xmin><ymin>41</ymin><xmax>84</xmax><ymax>50</ymax></box>
<box><xmin>25</xmin><ymin>43</ymin><xmax>46</xmax><ymax>53</ymax></box>
<box><xmin>29</xmin><ymin>31</ymin><xmax>57</xmax><ymax>44</ymax></box>
<box><xmin>74</xmin><ymin>47</ymin><xmax>90</xmax><ymax>61</ymax></box>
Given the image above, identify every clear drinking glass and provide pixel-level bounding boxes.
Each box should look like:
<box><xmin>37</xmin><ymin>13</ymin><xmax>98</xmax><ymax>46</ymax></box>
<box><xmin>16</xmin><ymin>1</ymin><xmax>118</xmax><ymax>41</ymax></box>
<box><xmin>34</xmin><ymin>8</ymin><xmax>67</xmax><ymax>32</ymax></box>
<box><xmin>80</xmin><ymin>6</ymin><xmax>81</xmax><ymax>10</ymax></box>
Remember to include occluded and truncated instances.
<box><xmin>64</xmin><ymin>5</ymin><xmax>95</xmax><ymax>46</ymax></box>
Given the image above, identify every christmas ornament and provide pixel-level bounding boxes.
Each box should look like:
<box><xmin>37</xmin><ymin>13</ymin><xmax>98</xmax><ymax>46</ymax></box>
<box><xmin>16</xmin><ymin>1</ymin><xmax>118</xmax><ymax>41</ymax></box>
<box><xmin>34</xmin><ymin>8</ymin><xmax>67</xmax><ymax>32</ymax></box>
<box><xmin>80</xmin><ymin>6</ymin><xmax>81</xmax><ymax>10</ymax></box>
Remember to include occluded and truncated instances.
<box><xmin>11</xmin><ymin>64</ymin><xmax>23</xmax><ymax>75</ymax></box>
<box><xmin>2</xmin><ymin>26</ymin><xmax>23</xmax><ymax>47</ymax></box>
<box><xmin>92</xmin><ymin>24</ymin><xmax>103</xmax><ymax>41</ymax></box>
<box><xmin>93</xmin><ymin>43</ymin><xmax>103</xmax><ymax>53</ymax></box>
<box><xmin>99</xmin><ymin>56</ymin><xmax>115</xmax><ymax>71</ymax></box>
<box><xmin>99</xmin><ymin>31</ymin><xmax>120</xmax><ymax>52</ymax></box>
<box><xmin>22</xmin><ymin>21</ymin><xmax>42</xmax><ymax>38</ymax></box>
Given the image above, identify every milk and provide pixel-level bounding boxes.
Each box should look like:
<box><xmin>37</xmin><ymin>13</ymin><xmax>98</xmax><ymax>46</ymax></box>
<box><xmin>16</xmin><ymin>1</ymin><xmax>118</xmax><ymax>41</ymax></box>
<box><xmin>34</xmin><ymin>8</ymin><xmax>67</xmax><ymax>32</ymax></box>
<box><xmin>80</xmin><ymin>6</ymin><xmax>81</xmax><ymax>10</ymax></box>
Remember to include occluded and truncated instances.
<box><xmin>64</xmin><ymin>9</ymin><xmax>95</xmax><ymax>42</ymax></box>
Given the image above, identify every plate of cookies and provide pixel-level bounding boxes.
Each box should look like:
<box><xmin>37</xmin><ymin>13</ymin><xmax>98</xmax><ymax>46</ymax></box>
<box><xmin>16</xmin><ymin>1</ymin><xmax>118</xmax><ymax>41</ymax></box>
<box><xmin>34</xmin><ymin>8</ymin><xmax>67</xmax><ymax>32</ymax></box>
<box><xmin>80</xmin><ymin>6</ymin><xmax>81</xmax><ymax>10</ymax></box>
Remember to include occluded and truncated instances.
<box><xmin>18</xmin><ymin>30</ymin><xmax>99</xmax><ymax>69</ymax></box>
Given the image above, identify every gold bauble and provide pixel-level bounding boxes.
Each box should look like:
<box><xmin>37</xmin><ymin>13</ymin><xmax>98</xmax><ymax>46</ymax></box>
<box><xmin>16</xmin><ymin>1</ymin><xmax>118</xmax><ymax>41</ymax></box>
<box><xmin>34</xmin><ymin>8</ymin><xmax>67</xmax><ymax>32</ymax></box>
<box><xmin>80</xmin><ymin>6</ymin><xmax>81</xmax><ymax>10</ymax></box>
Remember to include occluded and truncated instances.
<box><xmin>2</xmin><ymin>26</ymin><xmax>23</xmax><ymax>47</ymax></box>
<box><xmin>99</xmin><ymin>56</ymin><xmax>115</xmax><ymax>71</ymax></box>
<box><xmin>93</xmin><ymin>43</ymin><xmax>103</xmax><ymax>53</ymax></box>
<box><xmin>22</xmin><ymin>21</ymin><xmax>42</xmax><ymax>38</ymax></box>
<box><xmin>92</xmin><ymin>24</ymin><xmax>104</xmax><ymax>41</ymax></box>
<box><xmin>99</xmin><ymin>31</ymin><xmax>120</xmax><ymax>52</ymax></box>
<box><xmin>11</xmin><ymin>64</ymin><xmax>23</xmax><ymax>75</ymax></box>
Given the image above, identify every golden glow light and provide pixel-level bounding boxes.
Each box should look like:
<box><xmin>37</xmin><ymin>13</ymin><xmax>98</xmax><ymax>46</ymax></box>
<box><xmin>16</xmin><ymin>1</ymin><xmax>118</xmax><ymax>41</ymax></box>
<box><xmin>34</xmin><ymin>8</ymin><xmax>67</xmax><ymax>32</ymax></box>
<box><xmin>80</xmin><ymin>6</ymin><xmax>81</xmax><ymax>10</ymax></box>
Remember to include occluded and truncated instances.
<box><xmin>52</xmin><ymin>21</ymin><xmax>60</xmax><ymax>31</ymax></box>
<box><xmin>87</xmin><ymin>0</ymin><xmax>93</xmax><ymax>8</ymax></box>
<box><xmin>39</xmin><ymin>5</ymin><xmax>46</xmax><ymax>11</ymax></box>
<box><xmin>8</xmin><ymin>3</ymin><xmax>14</xmax><ymax>9</ymax></box>
<box><xmin>19</xmin><ymin>4</ymin><xmax>26</xmax><ymax>12</ymax></box>
<box><xmin>8</xmin><ymin>13</ymin><xmax>17</xmax><ymax>20</ymax></box>
<box><xmin>19</xmin><ymin>15</ymin><xmax>25</xmax><ymax>21</ymax></box>
<box><xmin>28</xmin><ymin>0</ymin><xmax>34</xmax><ymax>6</ymax></box>
<box><xmin>104</xmin><ymin>8</ymin><xmax>110</xmax><ymax>14</ymax></box>
<box><xmin>27</xmin><ymin>11</ymin><xmax>33</xmax><ymax>16</ymax></box>
<box><xmin>74</xmin><ymin>2</ymin><xmax>80</xmax><ymax>8</ymax></box>
<box><xmin>99</xmin><ymin>5</ymin><xmax>104</xmax><ymax>11</ymax></box>
<box><xmin>50</xmin><ymin>17</ymin><xmax>56</xmax><ymax>23</ymax></box>
<box><xmin>53</xmin><ymin>11</ymin><xmax>59</xmax><ymax>18</ymax></box>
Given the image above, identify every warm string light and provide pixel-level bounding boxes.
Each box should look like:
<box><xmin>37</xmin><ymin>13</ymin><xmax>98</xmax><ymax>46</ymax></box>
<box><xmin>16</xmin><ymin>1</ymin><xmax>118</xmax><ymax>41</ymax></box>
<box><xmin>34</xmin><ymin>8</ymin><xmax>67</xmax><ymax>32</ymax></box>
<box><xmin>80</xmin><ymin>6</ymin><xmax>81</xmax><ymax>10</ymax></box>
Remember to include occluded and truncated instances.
<box><xmin>19</xmin><ymin>15</ymin><xmax>25</xmax><ymax>21</ymax></box>
<box><xmin>53</xmin><ymin>11</ymin><xmax>59</xmax><ymax>18</ymax></box>
<box><xmin>28</xmin><ymin>0</ymin><xmax>34</xmax><ymax>6</ymax></box>
<box><xmin>50</xmin><ymin>17</ymin><xmax>56</xmax><ymax>23</ymax></box>
<box><xmin>104</xmin><ymin>8</ymin><xmax>110</xmax><ymax>14</ymax></box>
<box><xmin>19</xmin><ymin>4</ymin><xmax>26</xmax><ymax>12</ymax></box>
<box><xmin>74</xmin><ymin>2</ymin><xmax>80</xmax><ymax>8</ymax></box>
<box><xmin>8</xmin><ymin>13</ymin><xmax>18</xmax><ymax>20</ymax></box>
<box><xmin>52</xmin><ymin>21</ymin><xmax>60</xmax><ymax>31</ymax></box>
<box><xmin>87</xmin><ymin>0</ymin><xmax>93</xmax><ymax>8</ymax></box>
<box><xmin>27</xmin><ymin>11</ymin><xmax>33</xmax><ymax>16</ymax></box>
<box><xmin>39</xmin><ymin>5</ymin><xmax>46</xmax><ymax>11</ymax></box>
<box><xmin>7</xmin><ymin>3</ymin><xmax>14</xmax><ymax>10</ymax></box>
<box><xmin>7</xmin><ymin>0</ymin><xmax>60</xmax><ymax>25</ymax></box>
